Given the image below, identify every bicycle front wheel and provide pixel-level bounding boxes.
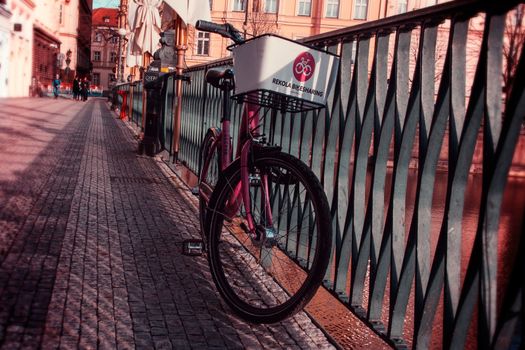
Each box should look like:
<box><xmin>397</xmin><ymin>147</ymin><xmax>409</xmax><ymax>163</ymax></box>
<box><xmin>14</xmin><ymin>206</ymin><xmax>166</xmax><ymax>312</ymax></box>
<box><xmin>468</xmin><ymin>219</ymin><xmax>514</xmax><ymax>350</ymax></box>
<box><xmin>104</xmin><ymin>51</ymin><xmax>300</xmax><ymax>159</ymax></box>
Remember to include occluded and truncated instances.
<box><xmin>206</xmin><ymin>151</ymin><xmax>332</xmax><ymax>323</ymax></box>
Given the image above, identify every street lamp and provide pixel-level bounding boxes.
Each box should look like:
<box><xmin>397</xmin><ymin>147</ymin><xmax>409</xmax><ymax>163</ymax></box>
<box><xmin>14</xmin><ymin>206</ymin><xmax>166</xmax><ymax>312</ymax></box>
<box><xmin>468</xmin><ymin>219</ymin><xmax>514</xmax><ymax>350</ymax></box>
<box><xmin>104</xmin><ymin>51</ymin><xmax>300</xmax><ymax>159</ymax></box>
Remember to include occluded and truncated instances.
<box><xmin>50</xmin><ymin>43</ymin><xmax>59</xmax><ymax>78</ymax></box>
<box><xmin>117</xmin><ymin>27</ymin><xmax>127</xmax><ymax>83</ymax></box>
<box><xmin>64</xmin><ymin>49</ymin><xmax>72</xmax><ymax>83</ymax></box>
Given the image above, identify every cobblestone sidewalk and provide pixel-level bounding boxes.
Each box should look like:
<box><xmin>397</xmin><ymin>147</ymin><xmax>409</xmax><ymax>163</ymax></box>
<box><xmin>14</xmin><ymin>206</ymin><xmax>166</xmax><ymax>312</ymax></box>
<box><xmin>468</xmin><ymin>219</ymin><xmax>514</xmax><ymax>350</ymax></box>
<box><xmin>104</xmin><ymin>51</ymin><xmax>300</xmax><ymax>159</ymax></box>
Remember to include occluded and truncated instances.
<box><xmin>0</xmin><ymin>98</ymin><xmax>335</xmax><ymax>349</ymax></box>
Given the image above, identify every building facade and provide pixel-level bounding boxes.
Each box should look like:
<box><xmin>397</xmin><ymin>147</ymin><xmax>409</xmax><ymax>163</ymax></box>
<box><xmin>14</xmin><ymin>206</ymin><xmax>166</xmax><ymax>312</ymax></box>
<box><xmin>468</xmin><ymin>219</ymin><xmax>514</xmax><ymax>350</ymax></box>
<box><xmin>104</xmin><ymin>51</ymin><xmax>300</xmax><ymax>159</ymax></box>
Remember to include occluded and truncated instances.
<box><xmin>32</xmin><ymin>26</ymin><xmax>61</xmax><ymax>90</ymax></box>
<box><xmin>0</xmin><ymin>0</ymin><xmax>11</xmax><ymax>97</ymax></box>
<box><xmin>4</xmin><ymin>0</ymin><xmax>34</xmax><ymax>97</ymax></box>
<box><xmin>184</xmin><ymin>0</ymin><xmax>449</xmax><ymax>66</ymax></box>
<box><xmin>57</xmin><ymin>0</ymin><xmax>92</xmax><ymax>86</ymax></box>
<box><xmin>91</xmin><ymin>7</ymin><xmax>120</xmax><ymax>92</ymax></box>
<box><xmin>76</xmin><ymin>0</ymin><xmax>93</xmax><ymax>79</ymax></box>
<box><xmin>0</xmin><ymin>0</ymin><xmax>91</xmax><ymax>97</ymax></box>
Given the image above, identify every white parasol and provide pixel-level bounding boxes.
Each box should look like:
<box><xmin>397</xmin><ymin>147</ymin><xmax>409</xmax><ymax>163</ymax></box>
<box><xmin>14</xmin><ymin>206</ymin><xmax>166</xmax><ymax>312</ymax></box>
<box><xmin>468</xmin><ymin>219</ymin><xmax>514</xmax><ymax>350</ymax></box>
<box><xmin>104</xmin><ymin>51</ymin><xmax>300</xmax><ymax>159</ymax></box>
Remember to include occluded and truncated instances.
<box><xmin>129</xmin><ymin>0</ymin><xmax>162</xmax><ymax>55</ymax></box>
<box><xmin>163</xmin><ymin>0</ymin><xmax>211</xmax><ymax>26</ymax></box>
<box><xmin>126</xmin><ymin>0</ymin><xmax>211</xmax><ymax>67</ymax></box>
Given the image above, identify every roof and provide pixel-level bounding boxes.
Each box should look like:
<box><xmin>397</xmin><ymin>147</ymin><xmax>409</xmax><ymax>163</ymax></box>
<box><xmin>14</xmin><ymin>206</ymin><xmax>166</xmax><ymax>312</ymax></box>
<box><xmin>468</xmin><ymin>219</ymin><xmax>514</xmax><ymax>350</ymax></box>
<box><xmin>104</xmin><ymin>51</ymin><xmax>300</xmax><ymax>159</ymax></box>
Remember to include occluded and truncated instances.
<box><xmin>92</xmin><ymin>8</ymin><xmax>119</xmax><ymax>27</ymax></box>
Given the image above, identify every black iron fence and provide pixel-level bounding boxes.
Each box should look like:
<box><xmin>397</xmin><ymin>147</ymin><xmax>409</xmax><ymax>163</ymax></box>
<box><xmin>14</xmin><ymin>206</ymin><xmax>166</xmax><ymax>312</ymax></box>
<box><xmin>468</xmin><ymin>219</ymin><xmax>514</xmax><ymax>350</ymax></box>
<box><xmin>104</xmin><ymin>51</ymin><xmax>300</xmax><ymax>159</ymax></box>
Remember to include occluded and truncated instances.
<box><xmin>113</xmin><ymin>0</ymin><xmax>524</xmax><ymax>347</ymax></box>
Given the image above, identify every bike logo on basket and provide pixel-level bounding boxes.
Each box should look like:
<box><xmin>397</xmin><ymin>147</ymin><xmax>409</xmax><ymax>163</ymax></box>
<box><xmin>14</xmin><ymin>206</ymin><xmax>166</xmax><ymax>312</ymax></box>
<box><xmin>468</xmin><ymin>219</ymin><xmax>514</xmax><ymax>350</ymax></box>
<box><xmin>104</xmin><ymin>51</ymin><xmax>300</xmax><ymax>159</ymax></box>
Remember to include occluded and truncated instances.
<box><xmin>293</xmin><ymin>52</ymin><xmax>315</xmax><ymax>82</ymax></box>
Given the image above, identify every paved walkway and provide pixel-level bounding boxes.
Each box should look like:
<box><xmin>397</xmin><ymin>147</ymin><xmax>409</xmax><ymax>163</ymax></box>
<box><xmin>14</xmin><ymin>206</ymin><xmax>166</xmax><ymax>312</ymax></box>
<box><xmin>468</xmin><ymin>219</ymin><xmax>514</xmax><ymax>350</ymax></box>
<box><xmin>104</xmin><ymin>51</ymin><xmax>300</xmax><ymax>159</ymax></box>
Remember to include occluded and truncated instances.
<box><xmin>0</xmin><ymin>98</ymin><xmax>335</xmax><ymax>349</ymax></box>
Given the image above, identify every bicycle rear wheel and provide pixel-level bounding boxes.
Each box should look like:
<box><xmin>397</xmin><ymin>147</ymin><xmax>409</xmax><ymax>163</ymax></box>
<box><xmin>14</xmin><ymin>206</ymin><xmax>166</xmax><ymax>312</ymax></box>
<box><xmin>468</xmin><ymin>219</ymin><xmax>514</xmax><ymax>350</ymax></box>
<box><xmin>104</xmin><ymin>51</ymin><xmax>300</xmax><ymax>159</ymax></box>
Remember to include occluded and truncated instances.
<box><xmin>198</xmin><ymin>128</ymin><xmax>221</xmax><ymax>233</ymax></box>
<box><xmin>206</xmin><ymin>151</ymin><xmax>332</xmax><ymax>323</ymax></box>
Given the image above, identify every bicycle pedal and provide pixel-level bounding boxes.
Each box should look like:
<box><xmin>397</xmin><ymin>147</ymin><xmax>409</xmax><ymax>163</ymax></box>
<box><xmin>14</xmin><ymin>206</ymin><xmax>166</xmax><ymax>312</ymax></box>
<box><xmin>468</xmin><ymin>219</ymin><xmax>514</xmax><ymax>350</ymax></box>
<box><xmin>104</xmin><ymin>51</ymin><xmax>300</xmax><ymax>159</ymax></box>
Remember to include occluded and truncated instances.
<box><xmin>191</xmin><ymin>187</ymin><xmax>199</xmax><ymax>196</ymax></box>
<box><xmin>182</xmin><ymin>239</ymin><xmax>204</xmax><ymax>256</ymax></box>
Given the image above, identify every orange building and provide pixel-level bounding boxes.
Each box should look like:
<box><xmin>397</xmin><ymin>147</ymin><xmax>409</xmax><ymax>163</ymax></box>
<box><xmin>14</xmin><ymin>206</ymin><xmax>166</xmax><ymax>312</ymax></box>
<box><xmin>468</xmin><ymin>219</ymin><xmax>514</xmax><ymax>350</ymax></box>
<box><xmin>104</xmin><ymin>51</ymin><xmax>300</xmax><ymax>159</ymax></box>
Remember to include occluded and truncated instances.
<box><xmin>91</xmin><ymin>8</ymin><xmax>120</xmax><ymax>91</ymax></box>
<box><xmin>184</xmin><ymin>0</ymin><xmax>448</xmax><ymax>66</ymax></box>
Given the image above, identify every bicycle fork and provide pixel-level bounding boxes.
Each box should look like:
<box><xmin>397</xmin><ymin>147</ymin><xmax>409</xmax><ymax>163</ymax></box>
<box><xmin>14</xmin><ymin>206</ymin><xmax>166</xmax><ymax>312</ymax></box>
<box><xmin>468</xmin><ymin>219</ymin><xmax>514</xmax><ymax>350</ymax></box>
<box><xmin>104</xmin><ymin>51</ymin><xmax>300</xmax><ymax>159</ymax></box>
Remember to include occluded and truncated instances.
<box><xmin>239</xmin><ymin>142</ymin><xmax>277</xmax><ymax>246</ymax></box>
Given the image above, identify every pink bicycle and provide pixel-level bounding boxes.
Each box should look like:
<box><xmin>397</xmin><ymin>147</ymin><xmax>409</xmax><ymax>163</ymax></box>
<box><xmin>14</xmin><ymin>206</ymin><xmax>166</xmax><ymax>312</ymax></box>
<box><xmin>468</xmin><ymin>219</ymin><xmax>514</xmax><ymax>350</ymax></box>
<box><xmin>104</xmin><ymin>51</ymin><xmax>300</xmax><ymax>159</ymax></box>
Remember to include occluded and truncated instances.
<box><xmin>195</xmin><ymin>20</ymin><xmax>332</xmax><ymax>324</ymax></box>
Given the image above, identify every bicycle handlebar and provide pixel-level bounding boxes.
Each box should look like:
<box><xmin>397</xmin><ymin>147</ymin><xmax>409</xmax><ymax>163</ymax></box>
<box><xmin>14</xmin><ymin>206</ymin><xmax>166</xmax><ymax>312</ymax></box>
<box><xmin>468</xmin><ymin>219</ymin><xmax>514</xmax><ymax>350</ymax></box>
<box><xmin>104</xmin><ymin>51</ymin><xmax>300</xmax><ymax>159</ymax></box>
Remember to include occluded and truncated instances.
<box><xmin>195</xmin><ymin>20</ymin><xmax>244</xmax><ymax>45</ymax></box>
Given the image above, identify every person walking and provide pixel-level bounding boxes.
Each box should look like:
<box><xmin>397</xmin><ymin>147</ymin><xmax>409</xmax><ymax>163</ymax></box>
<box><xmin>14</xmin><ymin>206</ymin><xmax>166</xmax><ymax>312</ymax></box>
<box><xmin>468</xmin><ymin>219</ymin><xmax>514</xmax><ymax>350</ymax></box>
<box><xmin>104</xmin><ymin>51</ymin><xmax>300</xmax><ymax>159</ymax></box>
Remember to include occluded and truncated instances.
<box><xmin>73</xmin><ymin>76</ymin><xmax>80</xmax><ymax>100</ymax></box>
<box><xmin>52</xmin><ymin>75</ymin><xmax>61</xmax><ymax>99</ymax></box>
<box><xmin>81</xmin><ymin>78</ymin><xmax>90</xmax><ymax>101</ymax></box>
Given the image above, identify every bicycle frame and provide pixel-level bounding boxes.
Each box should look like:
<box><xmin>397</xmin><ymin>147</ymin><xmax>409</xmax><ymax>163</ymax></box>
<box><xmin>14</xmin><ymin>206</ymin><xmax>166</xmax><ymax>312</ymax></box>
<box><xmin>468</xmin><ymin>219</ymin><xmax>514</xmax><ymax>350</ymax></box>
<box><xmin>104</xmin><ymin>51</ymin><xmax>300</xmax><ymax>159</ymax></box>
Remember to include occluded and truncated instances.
<box><xmin>201</xmin><ymin>85</ymin><xmax>270</xmax><ymax>234</ymax></box>
<box><xmin>194</xmin><ymin>20</ymin><xmax>333</xmax><ymax>323</ymax></box>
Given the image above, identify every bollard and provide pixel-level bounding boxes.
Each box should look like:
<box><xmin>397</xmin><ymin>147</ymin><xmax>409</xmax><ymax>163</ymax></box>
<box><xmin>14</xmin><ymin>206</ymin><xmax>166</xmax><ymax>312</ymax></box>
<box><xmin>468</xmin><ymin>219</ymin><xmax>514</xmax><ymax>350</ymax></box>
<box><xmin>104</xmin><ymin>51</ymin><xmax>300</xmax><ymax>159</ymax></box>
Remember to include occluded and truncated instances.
<box><xmin>116</xmin><ymin>90</ymin><xmax>128</xmax><ymax>120</ymax></box>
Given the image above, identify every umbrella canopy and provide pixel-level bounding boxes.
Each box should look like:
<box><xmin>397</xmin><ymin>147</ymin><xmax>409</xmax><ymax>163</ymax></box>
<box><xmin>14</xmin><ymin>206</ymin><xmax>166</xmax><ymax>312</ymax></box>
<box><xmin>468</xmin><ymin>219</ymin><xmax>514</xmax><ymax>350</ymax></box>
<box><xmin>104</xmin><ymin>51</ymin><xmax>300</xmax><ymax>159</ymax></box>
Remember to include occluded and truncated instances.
<box><xmin>126</xmin><ymin>0</ymin><xmax>211</xmax><ymax>67</ymax></box>
<box><xmin>163</xmin><ymin>0</ymin><xmax>211</xmax><ymax>26</ymax></box>
<box><xmin>129</xmin><ymin>0</ymin><xmax>162</xmax><ymax>56</ymax></box>
<box><xmin>126</xmin><ymin>32</ymin><xmax>143</xmax><ymax>67</ymax></box>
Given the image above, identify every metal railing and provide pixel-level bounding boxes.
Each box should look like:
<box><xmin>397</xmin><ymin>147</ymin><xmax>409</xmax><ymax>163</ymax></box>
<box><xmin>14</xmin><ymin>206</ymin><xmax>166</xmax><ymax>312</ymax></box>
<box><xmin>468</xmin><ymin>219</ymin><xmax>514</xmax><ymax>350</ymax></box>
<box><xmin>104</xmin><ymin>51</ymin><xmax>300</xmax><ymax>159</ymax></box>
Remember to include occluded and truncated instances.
<box><xmin>113</xmin><ymin>76</ymin><xmax>178</xmax><ymax>151</ymax></box>
<box><xmin>115</xmin><ymin>1</ymin><xmax>525</xmax><ymax>347</ymax></box>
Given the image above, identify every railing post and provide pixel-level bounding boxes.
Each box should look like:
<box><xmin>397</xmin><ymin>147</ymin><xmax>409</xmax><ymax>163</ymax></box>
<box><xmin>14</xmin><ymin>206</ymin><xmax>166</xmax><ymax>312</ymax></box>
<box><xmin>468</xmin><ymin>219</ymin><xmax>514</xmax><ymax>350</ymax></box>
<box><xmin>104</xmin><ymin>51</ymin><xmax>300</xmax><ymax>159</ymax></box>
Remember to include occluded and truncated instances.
<box><xmin>172</xmin><ymin>19</ymin><xmax>187</xmax><ymax>162</ymax></box>
<box><xmin>128</xmin><ymin>83</ymin><xmax>134</xmax><ymax>122</ymax></box>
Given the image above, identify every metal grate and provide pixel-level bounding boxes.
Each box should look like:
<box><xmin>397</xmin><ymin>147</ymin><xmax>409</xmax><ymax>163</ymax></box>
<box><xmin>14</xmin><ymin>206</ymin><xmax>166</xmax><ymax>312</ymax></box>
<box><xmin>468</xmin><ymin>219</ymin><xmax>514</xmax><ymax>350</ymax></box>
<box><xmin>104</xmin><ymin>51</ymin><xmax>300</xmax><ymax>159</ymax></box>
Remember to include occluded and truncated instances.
<box><xmin>109</xmin><ymin>176</ymin><xmax>165</xmax><ymax>185</ymax></box>
<box><xmin>231</xmin><ymin>89</ymin><xmax>325</xmax><ymax>113</ymax></box>
<box><xmin>177</xmin><ymin>1</ymin><xmax>525</xmax><ymax>347</ymax></box>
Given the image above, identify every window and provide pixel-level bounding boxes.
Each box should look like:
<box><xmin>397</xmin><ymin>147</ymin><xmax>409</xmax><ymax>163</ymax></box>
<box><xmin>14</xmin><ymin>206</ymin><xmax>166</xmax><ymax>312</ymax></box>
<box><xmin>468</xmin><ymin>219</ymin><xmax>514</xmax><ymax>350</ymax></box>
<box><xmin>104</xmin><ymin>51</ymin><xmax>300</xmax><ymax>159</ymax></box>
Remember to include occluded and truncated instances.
<box><xmin>59</xmin><ymin>5</ymin><xmax>63</xmax><ymax>24</ymax></box>
<box><xmin>232</xmin><ymin>0</ymin><xmax>245</xmax><ymax>11</ymax></box>
<box><xmin>108</xmin><ymin>73</ymin><xmax>116</xmax><ymax>82</ymax></box>
<box><xmin>94</xmin><ymin>33</ymin><xmax>103</xmax><ymax>42</ymax></box>
<box><xmin>398</xmin><ymin>0</ymin><xmax>407</xmax><ymax>13</ymax></box>
<box><xmin>103</xmin><ymin>16</ymin><xmax>110</xmax><ymax>23</ymax></box>
<box><xmin>209</xmin><ymin>0</ymin><xmax>213</xmax><ymax>10</ymax></box>
<box><xmin>93</xmin><ymin>73</ymin><xmax>100</xmax><ymax>86</ymax></box>
<box><xmin>196</xmin><ymin>31</ymin><xmax>210</xmax><ymax>55</ymax></box>
<box><xmin>110</xmin><ymin>52</ymin><xmax>117</xmax><ymax>62</ymax></box>
<box><xmin>110</xmin><ymin>36</ymin><xmax>119</xmax><ymax>44</ymax></box>
<box><xmin>297</xmin><ymin>0</ymin><xmax>311</xmax><ymax>16</ymax></box>
<box><xmin>325</xmin><ymin>0</ymin><xmax>339</xmax><ymax>17</ymax></box>
<box><xmin>353</xmin><ymin>0</ymin><xmax>367</xmax><ymax>19</ymax></box>
<box><xmin>93</xmin><ymin>51</ymin><xmax>101</xmax><ymax>61</ymax></box>
<box><xmin>265</xmin><ymin>0</ymin><xmax>277</xmax><ymax>13</ymax></box>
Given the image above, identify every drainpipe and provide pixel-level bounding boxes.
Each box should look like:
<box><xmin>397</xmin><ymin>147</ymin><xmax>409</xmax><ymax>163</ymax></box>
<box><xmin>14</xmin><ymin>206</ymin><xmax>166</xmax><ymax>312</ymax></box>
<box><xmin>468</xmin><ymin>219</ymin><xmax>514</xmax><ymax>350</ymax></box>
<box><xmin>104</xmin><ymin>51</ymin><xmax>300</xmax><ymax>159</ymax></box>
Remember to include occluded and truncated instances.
<box><xmin>244</xmin><ymin>0</ymin><xmax>250</xmax><ymax>39</ymax></box>
<box><xmin>118</xmin><ymin>0</ymin><xmax>128</xmax><ymax>82</ymax></box>
<box><xmin>313</xmin><ymin>0</ymin><xmax>322</xmax><ymax>35</ymax></box>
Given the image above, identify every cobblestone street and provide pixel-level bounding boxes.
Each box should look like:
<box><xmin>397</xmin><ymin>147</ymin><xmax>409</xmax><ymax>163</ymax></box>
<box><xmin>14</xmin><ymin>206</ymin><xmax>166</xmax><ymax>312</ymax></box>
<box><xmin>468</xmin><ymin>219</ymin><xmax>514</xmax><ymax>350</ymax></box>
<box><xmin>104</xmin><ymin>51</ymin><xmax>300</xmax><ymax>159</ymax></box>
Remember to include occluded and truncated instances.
<box><xmin>0</xmin><ymin>98</ymin><xmax>335</xmax><ymax>349</ymax></box>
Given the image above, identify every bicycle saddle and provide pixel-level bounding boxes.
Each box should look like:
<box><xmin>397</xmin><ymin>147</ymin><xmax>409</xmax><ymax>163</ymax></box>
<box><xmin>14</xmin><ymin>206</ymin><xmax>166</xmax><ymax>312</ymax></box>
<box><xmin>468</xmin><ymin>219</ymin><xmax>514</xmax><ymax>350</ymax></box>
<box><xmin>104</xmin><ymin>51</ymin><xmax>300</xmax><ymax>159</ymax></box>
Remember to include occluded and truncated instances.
<box><xmin>206</xmin><ymin>68</ymin><xmax>234</xmax><ymax>90</ymax></box>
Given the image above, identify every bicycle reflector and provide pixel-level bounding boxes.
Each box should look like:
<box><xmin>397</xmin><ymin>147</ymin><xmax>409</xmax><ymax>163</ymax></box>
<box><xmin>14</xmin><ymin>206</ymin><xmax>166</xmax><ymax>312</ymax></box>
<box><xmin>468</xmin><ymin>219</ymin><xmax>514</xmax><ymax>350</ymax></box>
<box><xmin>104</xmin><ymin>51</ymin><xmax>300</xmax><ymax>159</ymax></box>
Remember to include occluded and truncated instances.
<box><xmin>182</xmin><ymin>239</ymin><xmax>204</xmax><ymax>256</ymax></box>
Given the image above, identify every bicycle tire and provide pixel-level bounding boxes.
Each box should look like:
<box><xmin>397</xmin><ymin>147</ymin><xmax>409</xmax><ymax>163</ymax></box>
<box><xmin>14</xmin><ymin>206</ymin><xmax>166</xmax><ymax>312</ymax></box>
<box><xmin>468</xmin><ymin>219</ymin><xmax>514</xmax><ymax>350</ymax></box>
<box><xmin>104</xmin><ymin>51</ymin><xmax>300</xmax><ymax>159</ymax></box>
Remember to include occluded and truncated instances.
<box><xmin>198</xmin><ymin>128</ymin><xmax>221</xmax><ymax>235</ymax></box>
<box><xmin>206</xmin><ymin>151</ymin><xmax>332</xmax><ymax>323</ymax></box>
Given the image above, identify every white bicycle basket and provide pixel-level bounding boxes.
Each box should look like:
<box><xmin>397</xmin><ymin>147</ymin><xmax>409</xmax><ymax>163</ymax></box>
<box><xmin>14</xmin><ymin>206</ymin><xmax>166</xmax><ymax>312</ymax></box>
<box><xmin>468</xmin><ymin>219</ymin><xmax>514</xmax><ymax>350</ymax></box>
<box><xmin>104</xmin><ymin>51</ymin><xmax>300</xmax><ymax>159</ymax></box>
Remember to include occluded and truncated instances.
<box><xmin>231</xmin><ymin>34</ymin><xmax>340</xmax><ymax>113</ymax></box>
